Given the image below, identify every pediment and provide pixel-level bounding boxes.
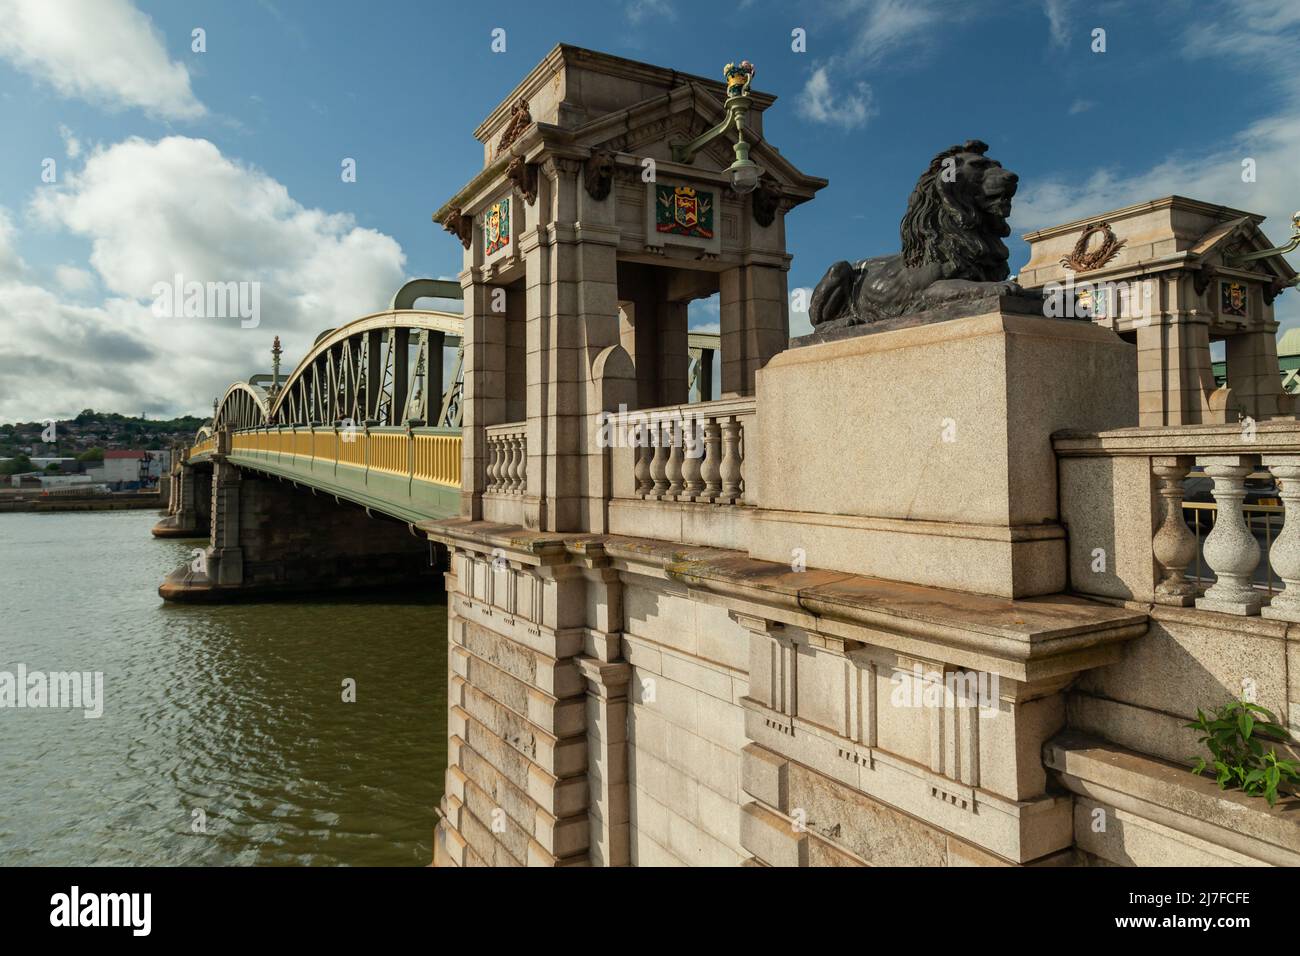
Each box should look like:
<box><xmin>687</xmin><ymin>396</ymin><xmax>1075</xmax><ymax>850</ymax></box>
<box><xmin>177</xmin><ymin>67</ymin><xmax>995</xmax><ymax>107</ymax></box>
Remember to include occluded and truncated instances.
<box><xmin>566</xmin><ymin>82</ymin><xmax>826</xmax><ymax>197</ymax></box>
<box><xmin>1193</xmin><ymin>216</ymin><xmax>1298</xmax><ymax>281</ymax></box>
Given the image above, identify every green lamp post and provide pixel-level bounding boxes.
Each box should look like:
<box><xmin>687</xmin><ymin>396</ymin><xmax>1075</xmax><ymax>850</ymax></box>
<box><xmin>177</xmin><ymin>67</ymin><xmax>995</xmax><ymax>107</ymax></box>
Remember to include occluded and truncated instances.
<box><xmin>670</xmin><ymin>60</ymin><xmax>762</xmax><ymax>194</ymax></box>
<box><xmin>1228</xmin><ymin>211</ymin><xmax>1300</xmax><ymax>266</ymax></box>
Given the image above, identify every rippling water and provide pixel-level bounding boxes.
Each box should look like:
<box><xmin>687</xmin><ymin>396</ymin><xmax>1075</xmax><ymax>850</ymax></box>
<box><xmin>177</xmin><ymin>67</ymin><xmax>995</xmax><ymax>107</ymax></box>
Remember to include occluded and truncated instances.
<box><xmin>0</xmin><ymin>510</ymin><xmax>447</xmax><ymax>866</ymax></box>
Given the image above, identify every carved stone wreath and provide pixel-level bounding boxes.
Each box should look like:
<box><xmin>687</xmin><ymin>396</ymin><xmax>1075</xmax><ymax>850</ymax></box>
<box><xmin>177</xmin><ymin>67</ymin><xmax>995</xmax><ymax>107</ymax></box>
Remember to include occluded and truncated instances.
<box><xmin>1060</xmin><ymin>221</ymin><xmax>1126</xmax><ymax>273</ymax></box>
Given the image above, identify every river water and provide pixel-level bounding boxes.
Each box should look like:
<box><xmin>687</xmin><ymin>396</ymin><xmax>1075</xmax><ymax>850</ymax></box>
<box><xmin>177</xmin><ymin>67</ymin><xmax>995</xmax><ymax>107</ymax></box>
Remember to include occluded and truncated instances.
<box><xmin>0</xmin><ymin>510</ymin><xmax>447</xmax><ymax>866</ymax></box>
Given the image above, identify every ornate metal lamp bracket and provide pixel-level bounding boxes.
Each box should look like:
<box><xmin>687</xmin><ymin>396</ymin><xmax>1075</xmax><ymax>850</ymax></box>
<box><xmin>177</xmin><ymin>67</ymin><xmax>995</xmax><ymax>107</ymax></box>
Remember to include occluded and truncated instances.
<box><xmin>1226</xmin><ymin>211</ymin><xmax>1300</xmax><ymax>267</ymax></box>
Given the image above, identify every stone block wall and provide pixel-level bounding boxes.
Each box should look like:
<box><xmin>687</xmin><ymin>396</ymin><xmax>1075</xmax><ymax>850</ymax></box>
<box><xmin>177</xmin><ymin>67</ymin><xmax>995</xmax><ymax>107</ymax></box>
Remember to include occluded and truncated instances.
<box><xmin>425</xmin><ymin>521</ymin><xmax>1298</xmax><ymax>869</ymax></box>
<box><xmin>622</xmin><ymin>581</ymin><xmax>749</xmax><ymax>865</ymax></box>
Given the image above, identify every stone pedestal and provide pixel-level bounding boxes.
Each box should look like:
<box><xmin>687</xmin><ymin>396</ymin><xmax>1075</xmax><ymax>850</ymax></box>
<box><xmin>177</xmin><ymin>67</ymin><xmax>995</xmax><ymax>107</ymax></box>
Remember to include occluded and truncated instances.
<box><xmin>751</xmin><ymin>298</ymin><xmax>1138</xmax><ymax>598</ymax></box>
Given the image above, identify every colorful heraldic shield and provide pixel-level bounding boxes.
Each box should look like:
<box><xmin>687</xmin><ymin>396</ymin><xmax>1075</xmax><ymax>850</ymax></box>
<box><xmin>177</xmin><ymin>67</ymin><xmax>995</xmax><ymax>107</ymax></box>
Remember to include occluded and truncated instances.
<box><xmin>1221</xmin><ymin>280</ymin><xmax>1248</xmax><ymax>318</ymax></box>
<box><xmin>485</xmin><ymin>196</ymin><xmax>511</xmax><ymax>256</ymax></box>
<box><xmin>656</xmin><ymin>184</ymin><xmax>714</xmax><ymax>240</ymax></box>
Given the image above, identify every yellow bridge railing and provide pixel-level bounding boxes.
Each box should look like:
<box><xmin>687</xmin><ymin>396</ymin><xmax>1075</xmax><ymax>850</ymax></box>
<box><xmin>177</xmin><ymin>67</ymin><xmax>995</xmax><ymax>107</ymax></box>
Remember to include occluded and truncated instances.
<box><xmin>217</xmin><ymin>426</ymin><xmax>462</xmax><ymax>489</ymax></box>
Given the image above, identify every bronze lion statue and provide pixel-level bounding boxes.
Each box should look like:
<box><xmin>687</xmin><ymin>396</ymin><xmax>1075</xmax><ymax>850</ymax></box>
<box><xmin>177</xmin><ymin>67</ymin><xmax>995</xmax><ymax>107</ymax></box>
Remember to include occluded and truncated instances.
<box><xmin>808</xmin><ymin>140</ymin><xmax>1025</xmax><ymax>329</ymax></box>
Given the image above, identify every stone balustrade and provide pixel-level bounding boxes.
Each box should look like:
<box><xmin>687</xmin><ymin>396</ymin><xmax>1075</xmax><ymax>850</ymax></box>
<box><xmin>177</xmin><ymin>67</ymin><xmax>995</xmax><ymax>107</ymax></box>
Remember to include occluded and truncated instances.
<box><xmin>1054</xmin><ymin>421</ymin><xmax>1300</xmax><ymax>620</ymax></box>
<box><xmin>610</xmin><ymin>397</ymin><xmax>756</xmax><ymax>506</ymax></box>
<box><xmin>484</xmin><ymin>421</ymin><xmax>526</xmax><ymax>495</ymax></box>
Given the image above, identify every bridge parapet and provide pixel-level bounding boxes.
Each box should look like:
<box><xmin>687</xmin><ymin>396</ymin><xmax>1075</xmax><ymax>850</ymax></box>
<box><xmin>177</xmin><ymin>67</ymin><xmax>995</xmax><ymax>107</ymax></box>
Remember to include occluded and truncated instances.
<box><xmin>1055</xmin><ymin>420</ymin><xmax>1300</xmax><ymax>613</ymax></box>
<box><xmin>603</xmin><ymin>395</ymin><xmax>757</xmax><ymax>552</ymax></box>
<box><xmin>222</xmin><ymin>424</ymin><xmax>461</xmax><ymax>524</ymax></box>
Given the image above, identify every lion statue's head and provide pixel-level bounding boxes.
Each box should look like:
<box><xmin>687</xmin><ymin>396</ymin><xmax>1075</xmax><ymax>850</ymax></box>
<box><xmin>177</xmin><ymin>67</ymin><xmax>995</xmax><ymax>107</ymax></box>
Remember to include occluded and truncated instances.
<box><xmin>900</xmin><ymin>140</ymin><xmax>1019</xmax><ymax>281</ymax></box>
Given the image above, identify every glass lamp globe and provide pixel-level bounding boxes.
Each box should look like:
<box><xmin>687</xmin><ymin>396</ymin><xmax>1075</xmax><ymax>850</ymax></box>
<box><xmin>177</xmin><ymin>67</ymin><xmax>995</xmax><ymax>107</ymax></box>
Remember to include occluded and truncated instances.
<box><xmin>729</xmin><ymin>161</ymin><xmax>761</xmax><ymax>195</ymax></box>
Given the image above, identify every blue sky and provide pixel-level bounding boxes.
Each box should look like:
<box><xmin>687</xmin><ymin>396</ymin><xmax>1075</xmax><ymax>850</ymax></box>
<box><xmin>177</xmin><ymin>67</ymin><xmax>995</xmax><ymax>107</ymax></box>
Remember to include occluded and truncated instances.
<box><xmin>0</xmin><ymin>0</ymin><xmax>1297</xmax><ymax>420</ymax></box>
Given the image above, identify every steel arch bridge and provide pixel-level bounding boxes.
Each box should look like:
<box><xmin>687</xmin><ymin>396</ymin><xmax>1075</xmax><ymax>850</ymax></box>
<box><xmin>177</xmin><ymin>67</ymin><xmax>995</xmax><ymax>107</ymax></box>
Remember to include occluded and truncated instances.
<box><xmin>185</xmin><ymin>280</ymin><xmax>469</xmax><ymax>524</ymax></box>
<box><xmin>180</xmin><ymin>278</ymin><xmax>721</xmax><ymax>525</ymax></box>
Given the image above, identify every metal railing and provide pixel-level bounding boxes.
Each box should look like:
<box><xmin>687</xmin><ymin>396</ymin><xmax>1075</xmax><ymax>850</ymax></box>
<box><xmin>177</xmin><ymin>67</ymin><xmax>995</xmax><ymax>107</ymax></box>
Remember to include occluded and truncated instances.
<box><xmin>225</xmin><ymin>426</ymin><xmax>462</xmax><ymax>489</ymax></box>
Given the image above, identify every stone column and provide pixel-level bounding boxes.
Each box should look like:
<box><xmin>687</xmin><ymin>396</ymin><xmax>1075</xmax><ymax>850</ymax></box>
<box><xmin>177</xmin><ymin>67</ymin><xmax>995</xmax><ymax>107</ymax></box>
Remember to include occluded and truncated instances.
<box><xmin>1227</xmin><ymin>320</ymin><xmax>1291</xmax><ymax>420</ymax></box>
<box><xmin>1134</xmin><ymin>278</ymin><xmax>1216</xmax><ymax>426</ymax></box>
<box><xmin>176</xmin><ymin>463</ymin><xmax>197</xmax><ymax>526</ymax></box>
<box><xmin>529</xmin><ymin>155</ymin><xmax>620</xmax><ymax>532</ymax></box>
<box><xmin>460</xmin><ymin>260</ymin><xmax>508</xmax><ymax>520</ymax></box>
<box><xmin>577</xmin><ymin>658</ymin><xmax>631</xmax><ymax>866</ymax></box>
<box><xmin>719</xmin><ymin>263</ymin><xmax>789</xmax><ymax>397</ymax></box>
<box><xmin>206</xmin><ymin>454</ymin><xmax>244</xmax><ymax>587</ymax></box>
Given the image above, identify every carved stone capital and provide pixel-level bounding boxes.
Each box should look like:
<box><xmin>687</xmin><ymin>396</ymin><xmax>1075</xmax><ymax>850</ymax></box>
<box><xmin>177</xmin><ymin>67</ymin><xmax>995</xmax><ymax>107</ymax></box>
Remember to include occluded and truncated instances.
<box><xmin>542</xmin><ymin>156</ymin><xmax>584</xmax><ymax>181</ymax></box>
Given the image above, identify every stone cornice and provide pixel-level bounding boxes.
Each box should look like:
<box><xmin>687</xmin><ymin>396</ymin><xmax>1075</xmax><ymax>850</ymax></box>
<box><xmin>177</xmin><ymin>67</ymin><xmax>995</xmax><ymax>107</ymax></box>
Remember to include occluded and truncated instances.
<box><xmin>472</xmin><ymin>44</ymin><xmax>776</xmax><ymax>144</ymax></box>
<box><xmin>417</xmin><ymin>520</ymin><xmax>1148</xmax><ymax>682</ymax></box>
<box><xmin>1021</xmin><ymin>195</ymin><xmax>1264</xmax><ymax>243</ymax></box>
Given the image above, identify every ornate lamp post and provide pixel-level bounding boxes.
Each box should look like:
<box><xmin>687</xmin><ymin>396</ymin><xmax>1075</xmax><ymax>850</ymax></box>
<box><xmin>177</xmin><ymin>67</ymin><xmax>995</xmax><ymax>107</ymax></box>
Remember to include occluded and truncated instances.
<box><xmin>670</xmin><ymin>60</ymin><xmax>762</xmax><ymax>194</ymax></box>
<box><xmin>1228</xmin><ymin>211</ymin><xmax>1300</xmax><ymax>266</ymax></box>
<box><xmin>270</xmin><ymin>335</ymin><xmax>283</xmax><ymax>396</ymax></box>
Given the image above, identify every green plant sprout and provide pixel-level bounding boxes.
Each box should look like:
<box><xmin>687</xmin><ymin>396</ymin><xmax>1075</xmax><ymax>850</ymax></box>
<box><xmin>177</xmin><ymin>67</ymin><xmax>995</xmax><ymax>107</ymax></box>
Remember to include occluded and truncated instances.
<box><xmin>1187</xmin><ymin>699</ymin><xmax>1300</xmax><ymax>807</ymax></box>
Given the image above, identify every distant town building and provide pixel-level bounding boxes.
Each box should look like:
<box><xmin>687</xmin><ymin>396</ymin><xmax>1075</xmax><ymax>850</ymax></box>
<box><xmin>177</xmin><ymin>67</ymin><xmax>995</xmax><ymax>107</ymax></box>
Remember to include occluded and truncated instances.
<box><xmin>84</xmin><ymin>450</ymin><xmax>167</xmax><ymax>489</ymax></box>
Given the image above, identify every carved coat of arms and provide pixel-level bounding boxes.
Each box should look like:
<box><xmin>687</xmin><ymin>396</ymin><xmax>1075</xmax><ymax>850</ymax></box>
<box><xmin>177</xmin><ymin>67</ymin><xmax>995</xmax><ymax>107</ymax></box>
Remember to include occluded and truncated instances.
<box><xmin>1222</xmin><ymin>280</ymin><xmax>1248</xmax><ymax>317</ymax></box>
<box><xmin>656</xmin><ymin>184</ymin><xmax>713</xmax><ymax>239</ymax></box>
<box><xmin>485</xmin><ymin>197</ymin><xmax>511</xmax><ymax>256</ymax></box>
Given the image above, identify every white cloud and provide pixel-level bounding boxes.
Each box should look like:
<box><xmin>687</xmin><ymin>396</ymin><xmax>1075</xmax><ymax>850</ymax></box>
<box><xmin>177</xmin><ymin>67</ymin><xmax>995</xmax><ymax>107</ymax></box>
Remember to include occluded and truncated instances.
<box><xmin>1043</xmin><ymin>0</ymin><xmax>1072</xmax><ymax>49</ymax></box>
<box><xmin>0</xmin><ymin>208</ymin><xmax>28</xmax><ymax>279</ymax></box>
<box><xmin>797</xmin><ymin>0</ymin><xmax>964</xmax><ymax>128</ymax></box>
<box><xmin>798</xmin><ymin>66</ymin><xmax>877</xmax><ymax>130</ymax></box>
<box><xmin>1012</xmin><ymin>0</ymin><xmax>1300</xmax><ymax>330</ymax></box>
<box><xmin>626</xmin><ymin>0</ymin><xmax>675</xmax><ymax>24</ymax></box>
<box><xmin>0</xmin><ymin>0</ymin><xmax>205</xmax><ymax>120</ymax></box>
<box><xmin>1</xmin><ymin>136</ymin><xmax>406</xmax><ymax>421</ymax></box>
<box><xmin>54</xmin><ymin>264</ymin><xmax>94</xmax><ymax>293</ymax></box>
<box><xmin>1067</xmin><ymin>98</ymin><xmax>1094</xmax><ymax>115</ymax></box>
<box><xmin>847</xmin><ymin>0</ymin><xmax>952</xmax><ymax>66</ymax></box>
<box><xmin>58</xmin><ymin>124</ymin><xmax>81</xmax><ymax>159</ymax></box>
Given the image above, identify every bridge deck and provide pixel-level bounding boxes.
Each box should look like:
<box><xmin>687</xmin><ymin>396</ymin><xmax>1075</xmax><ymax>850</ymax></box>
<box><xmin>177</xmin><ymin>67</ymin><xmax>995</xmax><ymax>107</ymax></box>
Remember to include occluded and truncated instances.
<box><xmin>191</xmin><ymin>426</ymin><xmax>462</xmax><ymax>524</ymax></box>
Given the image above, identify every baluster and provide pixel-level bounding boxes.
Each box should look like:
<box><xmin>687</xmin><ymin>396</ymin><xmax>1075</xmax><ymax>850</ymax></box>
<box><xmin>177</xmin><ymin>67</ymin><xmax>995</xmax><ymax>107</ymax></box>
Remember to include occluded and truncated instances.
<box><xmin>508</xmin><ymin>434</ymin><xmax>523</xmax><ymax>493</ymax></box>
<box><xmin>515</xmin><ymin>435</ymin><xmax>527</xmax><ymax>493</ymax></box>
<box><xmin>1151</xmin><ymin>456</ymin><xmax>1197</xmax><ymax>606</ymax></box>
<box><xmin>718</xmin><ymin>417</ymin><xmax>742</xmax><ymax>505</ymax></box>
<box><xmin>666</xmin><ymin>417</ymin><xmax>685</xmax><ymax>499</ymax></box>
<box><xmin>1195</xmin><ymin>455</ymin><xmax>1263</xmax><ymax>615</ymax></box>
<box><xmin>650</xmin><ymin>420</ymin><xmax>670</xmax><ymax>499</ymax></box>
<box><xmin>682</xmin><ymin>417</ymin><xmax>704</xmax><ymax>501</ymax></box>
<box><xmin>1263</xmin><ymin>456</ymin><xmax>1300</xmax><ymax>621</ymax></box>
<box><xmin>487</xmin><ymin>435</ymin><xmax>501</xmax><ymax>492</ymax></box>
<box><xmin>633</xmin><ymin>420</ymin><xmax>652</xmax><ymax>498</ymax></box>
<box><xmin>500</xmin><ymin>435</ymin><xmax>511</xmax><ymax>492</ymax></box>
<box><xmin>701</xmin><ymin>419</ymin><xmax>722</xmax><ymax>502</ymax></box>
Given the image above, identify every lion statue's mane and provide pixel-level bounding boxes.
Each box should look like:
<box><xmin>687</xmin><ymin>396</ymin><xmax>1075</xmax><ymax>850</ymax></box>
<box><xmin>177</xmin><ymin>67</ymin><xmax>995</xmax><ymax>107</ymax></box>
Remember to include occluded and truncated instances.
<box><xmin>808</xmin><ymin>140</ymin><xmax>1023</xmax><ymax>330</ymax></box>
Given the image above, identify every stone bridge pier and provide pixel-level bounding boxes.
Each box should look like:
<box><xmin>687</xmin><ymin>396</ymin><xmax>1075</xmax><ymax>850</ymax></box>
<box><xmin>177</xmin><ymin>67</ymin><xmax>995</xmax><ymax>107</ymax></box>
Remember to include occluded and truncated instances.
<box><xmin>151</xmin><ymin>451</ymin><xmax>211</xmax><ymax>538</ymax></box>
<box><xmin>159</xmin><ymin>430</ymin><xmax>439</xmax><ymax>602</ymax></box>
